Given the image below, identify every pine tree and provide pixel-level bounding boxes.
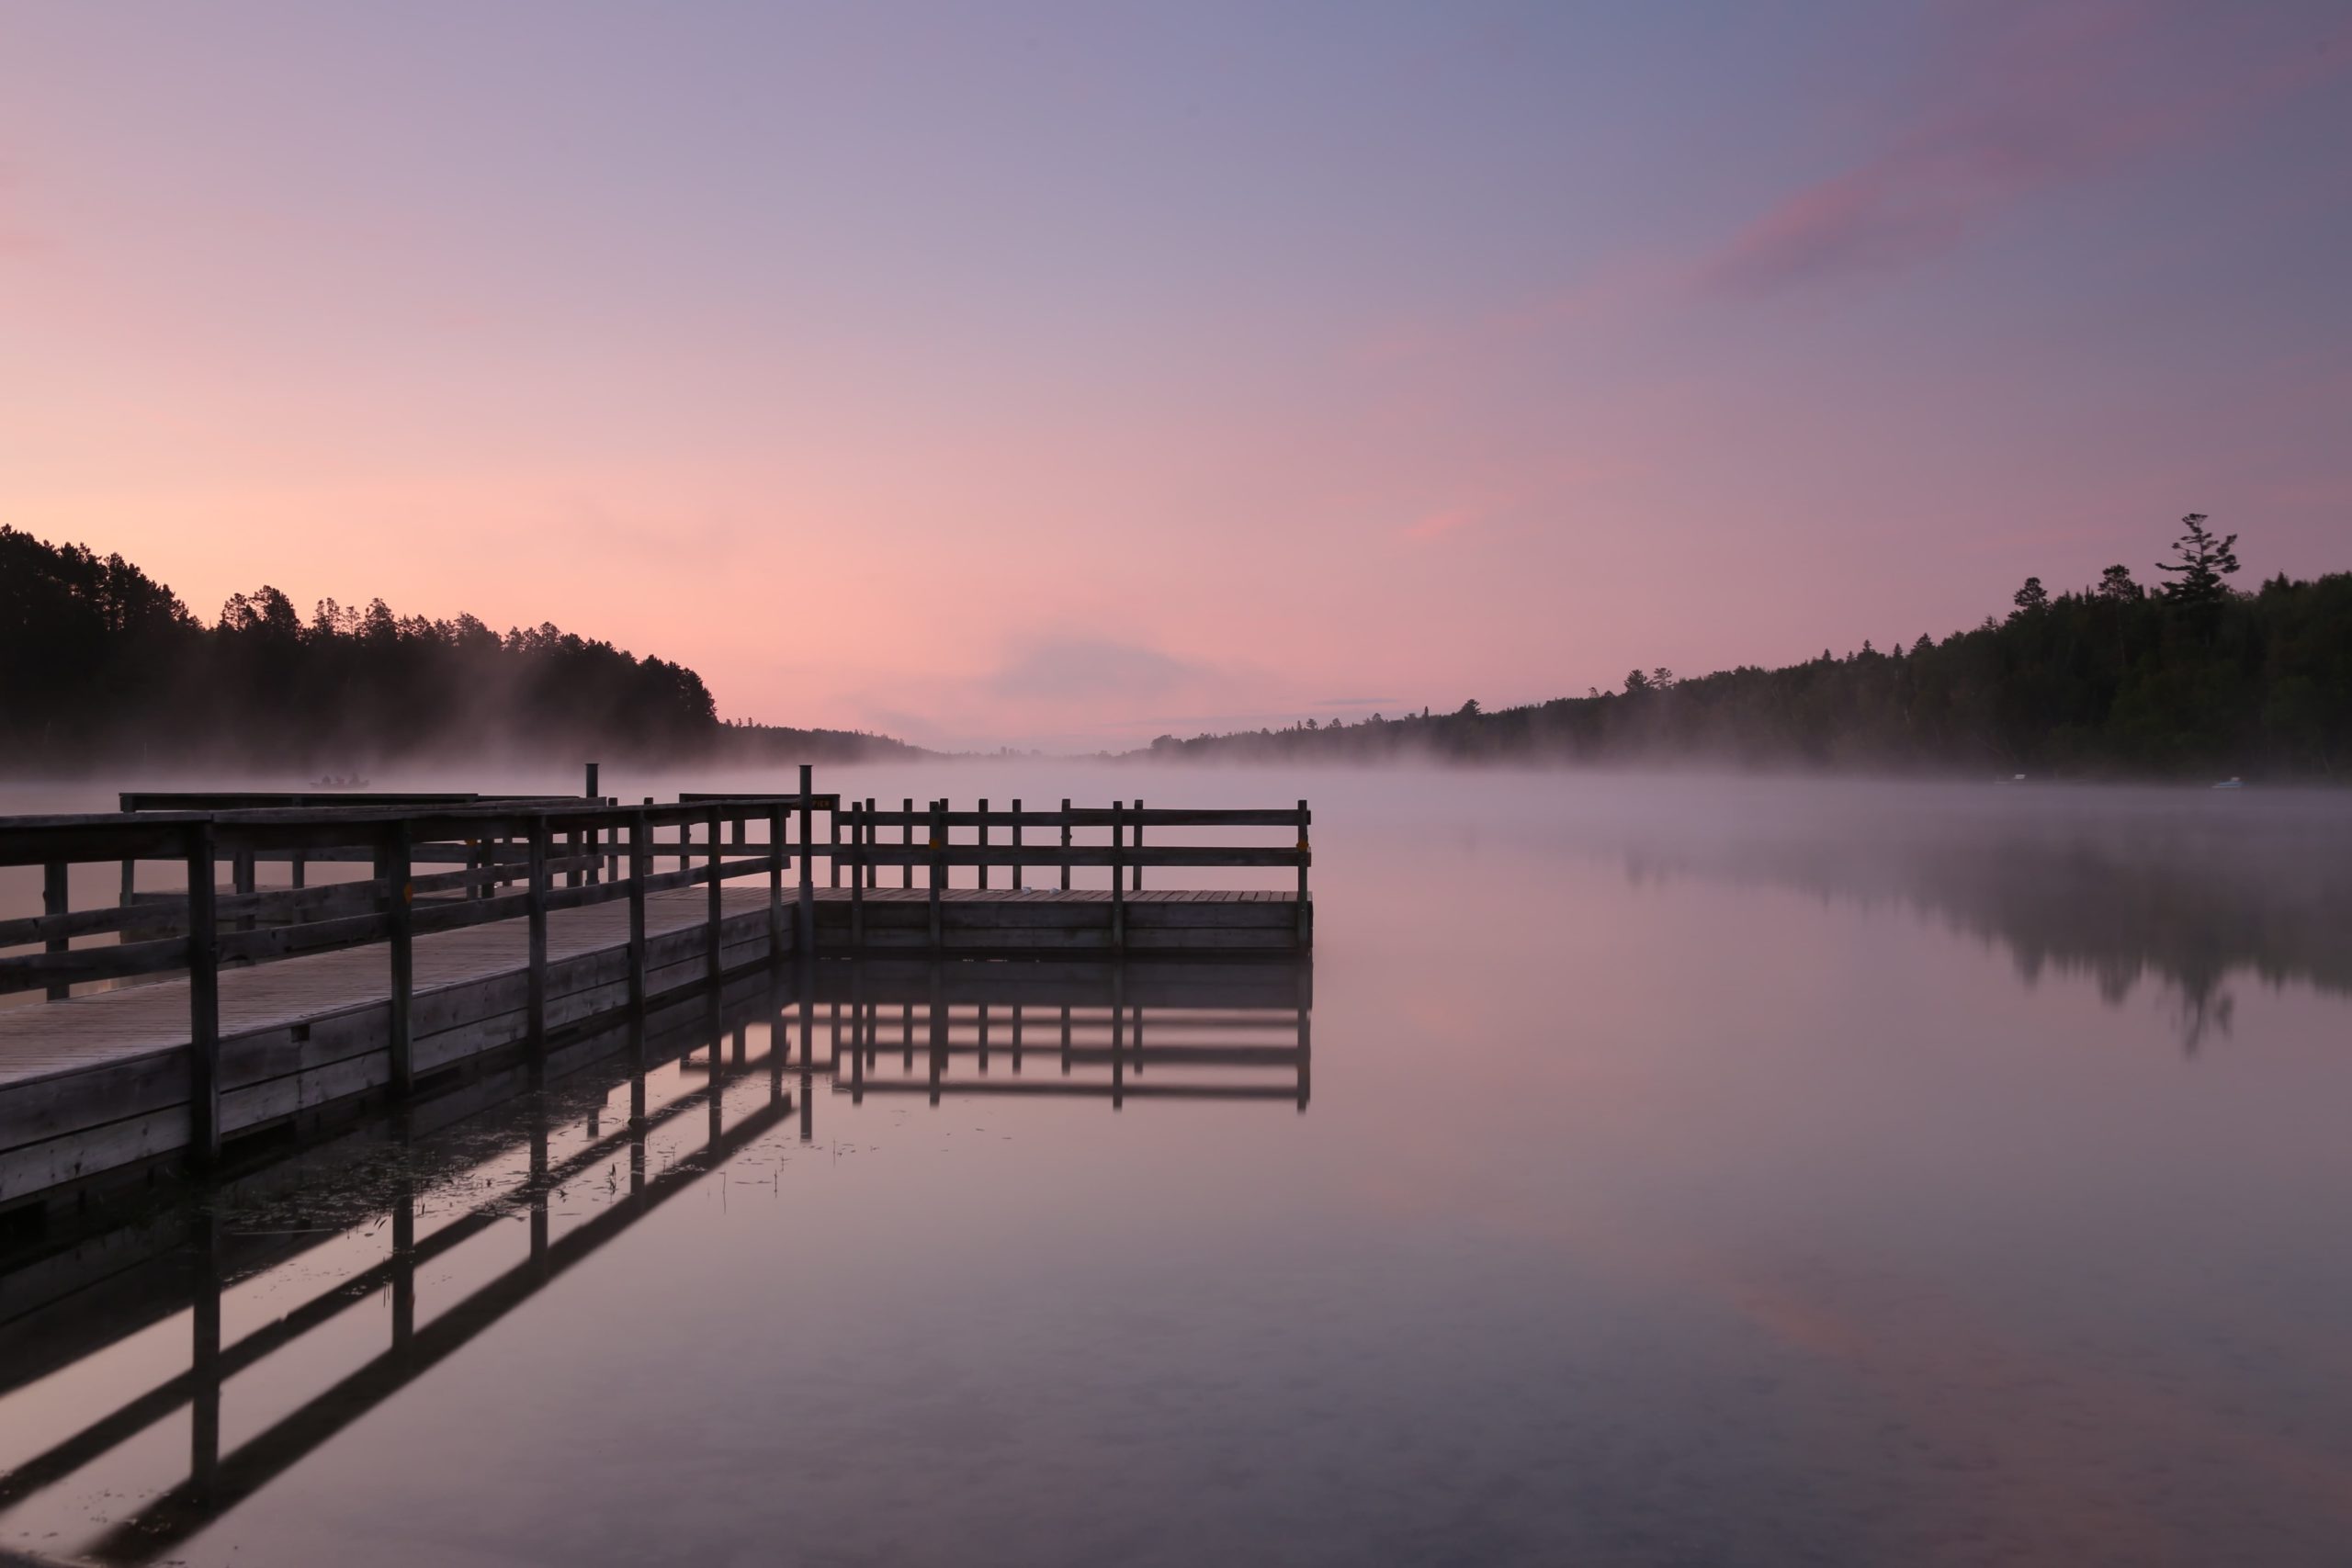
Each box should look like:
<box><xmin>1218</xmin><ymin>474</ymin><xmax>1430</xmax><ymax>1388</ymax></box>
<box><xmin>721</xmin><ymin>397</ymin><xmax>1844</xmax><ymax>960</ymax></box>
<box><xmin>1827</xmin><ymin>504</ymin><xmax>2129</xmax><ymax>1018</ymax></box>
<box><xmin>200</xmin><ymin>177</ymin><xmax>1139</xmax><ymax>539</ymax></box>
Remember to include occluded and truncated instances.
<box><xmin>2156</xmin><ymin>513</ymin><xmax>2240</xmax><ymax>612</ymax></box>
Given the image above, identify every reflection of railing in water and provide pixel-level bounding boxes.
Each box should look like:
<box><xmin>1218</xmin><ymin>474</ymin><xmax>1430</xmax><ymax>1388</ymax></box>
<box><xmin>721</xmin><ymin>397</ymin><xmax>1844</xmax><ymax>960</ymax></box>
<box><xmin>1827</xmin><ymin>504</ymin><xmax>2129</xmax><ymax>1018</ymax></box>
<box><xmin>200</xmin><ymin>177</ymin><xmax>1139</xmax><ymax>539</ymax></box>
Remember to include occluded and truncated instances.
<box><xmin>0</xmin><ymin>956</ymin><xmax>1311</xmax><ymax>1566</ymax></box>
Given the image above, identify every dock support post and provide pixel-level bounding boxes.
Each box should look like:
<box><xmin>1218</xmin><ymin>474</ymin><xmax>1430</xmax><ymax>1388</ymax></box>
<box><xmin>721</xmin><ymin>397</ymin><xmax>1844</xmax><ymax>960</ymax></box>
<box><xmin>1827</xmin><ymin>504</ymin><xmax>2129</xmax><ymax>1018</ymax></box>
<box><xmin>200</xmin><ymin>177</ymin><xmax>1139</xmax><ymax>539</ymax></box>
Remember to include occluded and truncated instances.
<box><xmin>767</xmin><ymin>804</ymin><xmax>786</xmax><ymax>962</ymax></box>
<box><xmin>1059</xmin><ymin>799</ymin><xmax>1071</xmax><ymax>891</ymax></box>
<box><xmin>1133</xmin><ymin>798</ymin><xmax>1143</xmax><ymax>891</ymax></box>
<box><xmin>797</xmin><ymin>765</ymin><xmax>815</xmax><ymax>956</ymax></box>
<box><xmin>978</xmin><ymin>799</ymin><xmax>989</xmax><ymax>890</ymax></box>
<box><xmin>41</xmin><ymin>860</ymin><xmax>67</xmax><ymax>1000</ymax></box>
<box><xmin>628</xmin><ymin>809</ymin><xmax>648</xmax><ymax>1010</ymax></box>
<box><xmin>1296</xmin><ymin>799</ymin><xmax>1311</xmax><ymax>948</ymax></box>
<box><xmin>829</xmin><ymin>800</ymin><xmax>841</xmax><ymax>888</ymax></box>
<box><xmin>387</xmin><ymin>820</ymin><xmax>414</xmax><ymax>1100</ymax></box>
<box><xmin>185</xmin><ymin>821</ymin><xmax>220</xmax><ymax>1168</ymax></box>
<box><xmin>1012</xmin><ymin>799</ymin><xmax>1023</xmax><ymax>891</ymax></box>
<box><xmin>1111</xmin><ymin>800</ymin><xmax>1125</xmax><ymax>952</ymax></box>
<box><xmin>526</xmin><ymin>816</ymin><xmax>549</xmax><ymax>1054</ymax></box>
<box><xmin>901</xmin><ymin>798</ymin><xmax>913</xmax><ymax>888</ymax></box>
<box><xmin>851</xmin><ymin>803</ymin><xmax>866</xmax><ymax>951</ymax></box>
<box><xmin>582</xmin><ymin>762</ymin><xmax>600</xmax><ymax>886</ymax></box>
<box><xmin>865</xmin><ymin>798</ymin><xmax>877</xmax><ymax>887</ymax></box>
<box><xmin>119</xmin><ymin>854</ymin><xmax>135</xmax><ymax>913</ymax></box>
<box><xmin>706</xmin><ymin>804</ymin><xmax>723</xmax><ymax>989</ymax></box>
<box><xmin>929</xmin><ymin>799</ymin><xmax>944</xmax><ymax>952</ymax></box>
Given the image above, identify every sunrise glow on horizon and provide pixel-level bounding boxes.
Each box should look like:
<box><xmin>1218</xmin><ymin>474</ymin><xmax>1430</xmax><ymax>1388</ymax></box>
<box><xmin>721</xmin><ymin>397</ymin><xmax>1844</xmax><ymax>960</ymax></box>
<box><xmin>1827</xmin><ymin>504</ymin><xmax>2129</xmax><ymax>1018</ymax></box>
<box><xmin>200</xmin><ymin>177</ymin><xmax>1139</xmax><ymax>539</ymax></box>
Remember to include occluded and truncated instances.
<box><xmin>6</xmin><ymin>3</ymin><xmax>2347</xmax><ymax>750</ymax></box>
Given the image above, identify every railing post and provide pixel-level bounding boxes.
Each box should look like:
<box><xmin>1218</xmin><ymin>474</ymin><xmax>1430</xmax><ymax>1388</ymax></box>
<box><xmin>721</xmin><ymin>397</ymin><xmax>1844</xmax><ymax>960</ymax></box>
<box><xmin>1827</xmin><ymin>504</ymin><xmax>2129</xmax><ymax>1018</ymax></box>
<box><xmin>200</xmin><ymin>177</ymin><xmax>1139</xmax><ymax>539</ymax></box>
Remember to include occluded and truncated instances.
<box><xmin>1296</xmin><ymin>799</ymin><xmax>1312</xmax><ymax>948</ymax></box>
<box><xmin>387</xmin><ymin>819</ymin><xmax>413</xmax><ymax>1100</ymax></box>
<box><xmin>706</xmin><ymin>804</ymin><xmax>723</xmax><ymax>989</ymax></box>
<box><xmin>526</xmin><ymin>815</ymin><xmax>549</xmax><ymax>1053</ymax></box>
<box><xmin>1111</xmin><ymin>800</ymin><xmax>1125</xmax><ymax>952</ymax></box>
<box><xmin>1060</xmin><ymin>798</ymin><xmax>1071</xmax><ymax>891</ymax></box>
<box><xmin>929</xmin><ymin>799</ymin><xmax>944</xmax><ymax>952</ymax></box>
<box><xmin>41</xmin><ymin>860</ymin><xmax>67</xmax><ymax>1001</ymax></box>
<box><xmin>185</xmin><ymin>821</ymin><xmax>220</xmax><ymax>1168</ymax></box>
<box><xmin>978</xmin><ymin>798</ymin><xmax>989</xmax><ymax>891</ymax></box>
<box><xmin>628</xmin><ymin>808</ymin><xmax>649</xmax><ymax>1010</ymax></box>
<box><xmin>767</xmin><ymin>803</ymin><xmax>786</xmax><ymax>963</ymax></box>
<box><xmin>865</xmin><ymin>798</ymin><xmax>878</xmax><ymax>888</ymax></box>
<box><xmin>829</xmin><ymin>799</ymin><xmax>841</xmax><ymax>889</ymax></box>
<box><xmin>1133</xmin><ymin>797</ymin><xmax>1144</xmax><ymax>891</ymax></box>
<box><xmin>901</xmin><ymin>797</ymin><xmax>913</xmax><ymax>888</ymax></box>
<box><xmin>797</xmin><ymin>765</ymin><xmax>815</xmax><ymax>957</ymax></box>
<box><xmin>1012</xmin><ymin>799</ymin><xmax>1023</xmax><ymax>891</ymax></box>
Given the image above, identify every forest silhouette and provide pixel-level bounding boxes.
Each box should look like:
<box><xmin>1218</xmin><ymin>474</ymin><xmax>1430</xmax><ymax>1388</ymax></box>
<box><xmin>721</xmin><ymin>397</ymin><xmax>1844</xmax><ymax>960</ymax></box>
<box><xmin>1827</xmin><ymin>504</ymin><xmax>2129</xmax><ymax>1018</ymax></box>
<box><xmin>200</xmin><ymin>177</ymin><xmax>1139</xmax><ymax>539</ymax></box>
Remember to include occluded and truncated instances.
<box><xmin>1148</xmin><ymin>517</ymin><xmax>2351</xmax><ymax>780</ymax></box>
<box><xmin>0</xmin><ymin>527</ymin><xmax>918</xmax><ymax>770</ymax></box>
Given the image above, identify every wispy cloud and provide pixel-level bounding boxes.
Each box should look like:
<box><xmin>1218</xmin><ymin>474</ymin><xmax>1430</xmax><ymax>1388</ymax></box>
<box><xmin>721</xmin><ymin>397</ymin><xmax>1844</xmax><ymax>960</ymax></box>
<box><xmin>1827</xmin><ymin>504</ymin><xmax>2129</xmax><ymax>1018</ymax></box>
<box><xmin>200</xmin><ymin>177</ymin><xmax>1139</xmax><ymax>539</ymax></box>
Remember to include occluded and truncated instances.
<box><xmin>1701</xmin><ymin>2</ymin><xmax>2349</xmax><ymax>297</ymax></box>
<box><xmin>1402</xmin><ymin>505</ymin><xmax>1479</xmax><ymax>544</ymax></box>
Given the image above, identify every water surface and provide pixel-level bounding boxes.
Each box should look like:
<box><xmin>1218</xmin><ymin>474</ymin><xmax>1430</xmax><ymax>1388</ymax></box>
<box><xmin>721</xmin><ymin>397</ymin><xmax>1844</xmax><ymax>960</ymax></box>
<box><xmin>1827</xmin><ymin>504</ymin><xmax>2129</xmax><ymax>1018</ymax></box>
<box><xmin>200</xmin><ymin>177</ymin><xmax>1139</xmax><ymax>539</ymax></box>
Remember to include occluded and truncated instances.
<box><xmin>4</xmin><ymin>769</ymin><xmax>2349</xmax><ymax>1566</ymax></box>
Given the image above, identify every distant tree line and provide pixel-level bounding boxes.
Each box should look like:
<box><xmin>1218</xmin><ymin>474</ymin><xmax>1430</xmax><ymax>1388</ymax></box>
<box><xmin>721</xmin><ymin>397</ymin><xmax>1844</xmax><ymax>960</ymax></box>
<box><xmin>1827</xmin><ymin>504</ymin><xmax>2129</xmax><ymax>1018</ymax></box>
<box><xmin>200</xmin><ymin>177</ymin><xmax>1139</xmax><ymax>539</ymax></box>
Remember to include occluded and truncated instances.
<box><xmin>0</xmin><ymin>526</ymin><xmax>921</xmax><ymax>770</ymax></box>
<box><xmin>1142</xmin><ymin>517</ymin><xmax>2352</xmax><ymax>779</ymax></box>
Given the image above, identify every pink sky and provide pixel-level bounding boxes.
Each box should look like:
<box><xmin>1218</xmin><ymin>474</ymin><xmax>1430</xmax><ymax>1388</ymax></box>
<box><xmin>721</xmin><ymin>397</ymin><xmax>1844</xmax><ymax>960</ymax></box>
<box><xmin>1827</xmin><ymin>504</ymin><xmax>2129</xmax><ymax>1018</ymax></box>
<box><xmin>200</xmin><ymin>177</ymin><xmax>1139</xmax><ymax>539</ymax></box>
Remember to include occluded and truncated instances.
<box><xmin>4</xmin><ymin>3</ymin><xmax>2346</xmax><ymax>750</ymax></box>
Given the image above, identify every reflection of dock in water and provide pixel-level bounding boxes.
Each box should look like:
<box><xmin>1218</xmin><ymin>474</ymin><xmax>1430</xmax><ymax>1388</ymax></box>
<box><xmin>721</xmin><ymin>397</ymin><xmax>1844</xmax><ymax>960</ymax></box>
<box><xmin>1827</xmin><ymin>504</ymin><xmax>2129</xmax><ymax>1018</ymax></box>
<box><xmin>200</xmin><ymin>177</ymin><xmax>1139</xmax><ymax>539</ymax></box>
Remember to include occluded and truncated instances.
<box><xmin>0</xmin><ymin>956</ymin><xmax>1310</xmax><ymax>1566</ymax></box>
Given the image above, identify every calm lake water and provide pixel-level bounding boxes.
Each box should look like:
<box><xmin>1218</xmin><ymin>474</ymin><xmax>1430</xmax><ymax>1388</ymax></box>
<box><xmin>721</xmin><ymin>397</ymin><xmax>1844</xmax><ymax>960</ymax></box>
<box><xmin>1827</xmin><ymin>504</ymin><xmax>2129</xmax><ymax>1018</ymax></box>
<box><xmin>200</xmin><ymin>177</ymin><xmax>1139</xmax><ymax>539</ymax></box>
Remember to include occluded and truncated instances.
<box><xmin>5</xmin><ymin>766</ymin><xmax>2351</xmax><ymax>1566</ymax></box>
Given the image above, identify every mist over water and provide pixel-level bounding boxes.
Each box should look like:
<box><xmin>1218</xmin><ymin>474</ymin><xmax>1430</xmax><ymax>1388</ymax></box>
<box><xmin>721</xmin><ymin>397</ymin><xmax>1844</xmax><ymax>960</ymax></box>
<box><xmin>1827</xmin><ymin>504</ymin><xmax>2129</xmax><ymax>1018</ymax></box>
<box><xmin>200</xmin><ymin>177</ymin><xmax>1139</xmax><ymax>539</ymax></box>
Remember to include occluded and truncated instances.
<box><xmin>5</xmin><ymin>766</ymin><xmax>2351</xmax><ymax>1564</ymax></box>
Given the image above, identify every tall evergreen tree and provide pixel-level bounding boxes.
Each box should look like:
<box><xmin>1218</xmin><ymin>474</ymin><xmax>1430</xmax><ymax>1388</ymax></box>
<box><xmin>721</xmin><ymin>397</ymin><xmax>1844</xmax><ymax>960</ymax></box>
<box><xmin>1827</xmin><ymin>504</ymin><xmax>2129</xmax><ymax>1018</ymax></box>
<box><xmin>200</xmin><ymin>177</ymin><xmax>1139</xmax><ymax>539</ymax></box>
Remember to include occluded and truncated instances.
<box><xmin>2157</xmin><ymin>513</ymin><xmax>2240</xmax><ymax>612</ymax></box>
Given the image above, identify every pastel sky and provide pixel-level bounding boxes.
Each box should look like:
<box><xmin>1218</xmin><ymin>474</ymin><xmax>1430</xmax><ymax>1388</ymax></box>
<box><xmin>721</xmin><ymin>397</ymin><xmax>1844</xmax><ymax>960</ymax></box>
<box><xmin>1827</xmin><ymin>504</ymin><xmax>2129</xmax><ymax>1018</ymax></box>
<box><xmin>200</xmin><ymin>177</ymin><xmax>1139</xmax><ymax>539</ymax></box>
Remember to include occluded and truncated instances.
<box><xmin>4</xmin><ymin>2</ymin><xmax>2347</xmax><ymax>750</ymax></box>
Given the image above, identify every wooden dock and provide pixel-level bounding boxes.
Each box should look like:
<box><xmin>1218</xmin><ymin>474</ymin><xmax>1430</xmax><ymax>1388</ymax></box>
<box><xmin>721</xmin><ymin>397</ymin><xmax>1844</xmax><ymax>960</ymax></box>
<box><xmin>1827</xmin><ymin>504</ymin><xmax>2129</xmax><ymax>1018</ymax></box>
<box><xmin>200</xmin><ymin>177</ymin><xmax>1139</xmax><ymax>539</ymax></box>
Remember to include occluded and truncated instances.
<box><xmin>0</xmin><ymin>776</ymin><xmax>1310</xmax><ymax>1213</ymax></box>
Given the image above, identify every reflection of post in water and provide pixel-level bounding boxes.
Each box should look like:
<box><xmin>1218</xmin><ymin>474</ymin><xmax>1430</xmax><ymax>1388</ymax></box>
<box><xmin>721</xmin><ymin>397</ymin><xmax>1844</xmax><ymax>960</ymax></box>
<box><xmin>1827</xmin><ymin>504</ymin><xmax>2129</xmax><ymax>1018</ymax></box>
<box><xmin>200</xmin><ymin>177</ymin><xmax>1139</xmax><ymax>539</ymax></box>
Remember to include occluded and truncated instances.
<box><xmin>530</xmin><ymin>1096</ymin><xmax>550</xmax><ymax>1275</ymax></box>
<box><xmin>391</xmin><ymin>1167</ymin><xmax>416</xmax><ymax>1353</ymax></box>
<box><xmin>928</xmin><ymin>962</ymin><xmax>947</xmax><ymax>1107</ymax></box>
<box><xmin>1011</xmin><ymin>1002</ymin><xmax>1023</xmax><ymax>1072</ymax></box>
<box><xmin>1111</xmin><ymin>964</ymin><xmax>1125</xmax><ymax>1111</ymax></box>
<box><xmin>1061</xmin><ymin>1004</ymin><xmax>1071</xmax><ymax>1076</ymax></box>
<box><xmin>978</xmin><ymin>1002</ymin><xmax>989</xmax><ymax>1075</ymax></box>
<box><xmin>188</xmin><ymin>1206</ymin><xmax>220</xmax><ymax>1505</ymax></box>
<box><xmin>901</xmin><ymin>1000</ymin><xmax>913</xmax><ymax>1069</ymax></box>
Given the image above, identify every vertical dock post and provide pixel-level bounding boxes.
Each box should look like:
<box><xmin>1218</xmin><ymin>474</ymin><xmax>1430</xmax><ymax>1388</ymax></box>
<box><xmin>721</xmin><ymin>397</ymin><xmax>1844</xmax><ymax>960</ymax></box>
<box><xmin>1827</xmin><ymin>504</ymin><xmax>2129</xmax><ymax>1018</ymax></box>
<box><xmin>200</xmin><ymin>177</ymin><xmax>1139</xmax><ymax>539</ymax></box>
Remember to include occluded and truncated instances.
<box><xmin>829</xmin><ymin>799</ymin><xmax>841</xmax><ymax>888</ymax></box>
<box><xmin>1111</xmin><ymin>801</ymin><xmax>1125</xmax><ymax>952</ymax></box>
<box><xmin>1012</xmin><ymin>799</ymin><xmax>1023</xmax><ymax>891</ymax></box>
<box><xmin>185</xmin><ymin>821</ymin><xmax>220</xmax><ymax>1168</ymax></box>
<box><xmin>1296</xmin><ymin>799</ymin><xmax>1311</xmax><ymax>948</ymax></box>
<box><xmin>797</xmin><ymin>765</ymin><xmax>815</xmax><ymax>956</ymax></box>
<box><xmin>628</xmin><ymin>808</ymin><xmax>649</xmax><ymax>1010</ymax></box>
<box><xmin>1133</xmin><ymin>798</ymin><xmax>1144</xmax><ymax>891</ymax></box>
<box><xmin>526</xmin><ymin>815</ymin><xmax>549</xmax><ymax>1053</ymax></box>
<box><xmin>706</xmin><ymin>804</ymin><xmax>723</xmax><ymax>988</ymax></box>
<box><xmin>767</xmin><ymin>803</ymin><xmax>786</xmax><ymax>963</ymax></box>
<box><xmin>978</xmin><ymin>798</ymin><xmax>989</xmax><ymax>891</ymax></box>
<box><xmin>119</xmin><ymin>853</ymin><xmax>135</xmax><ymax>913</ymax></box>
<box><xmin>929</xmin><ymin>799</ymin><xmax>944</xmax><ymax>952</ymax></box>
<box><xmin>851</xmin><ymin>803</ymin><xmax>866</xmax><ymax>950</ymax></box>
<box><xmin>901</xmin><ymin>797</ymin><xmax>914</xmax><ymax>888</ymax></box>
<box><xmin>1059</xmin><ymin>799</ymin><xmax>1072</xmax><ymax>891</ymax></box>
<box><xmin>387</xmin><ymin>818</ymin><xmax>414</xmax><ymax>1100</ymax></box>
<box><xmin>41</xmin><ymin>861</ymin><xmax>67</xmax><ymax>1000</ymax></box>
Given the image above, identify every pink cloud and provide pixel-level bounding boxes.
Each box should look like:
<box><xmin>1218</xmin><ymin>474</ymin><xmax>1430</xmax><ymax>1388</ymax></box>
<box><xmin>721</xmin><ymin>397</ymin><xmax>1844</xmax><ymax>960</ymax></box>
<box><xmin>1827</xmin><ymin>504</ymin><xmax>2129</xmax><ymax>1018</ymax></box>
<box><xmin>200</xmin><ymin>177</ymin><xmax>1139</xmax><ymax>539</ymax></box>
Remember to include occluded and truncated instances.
<box><xmin>1702</xmin><ymin>2</ymin><xmax>2350</xmax><ymax>296</ymax></box>
<box><xmin>1402</xmin><ymin>506</ymin><xmax>1477</xmax><ymax>543</ymax></box>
